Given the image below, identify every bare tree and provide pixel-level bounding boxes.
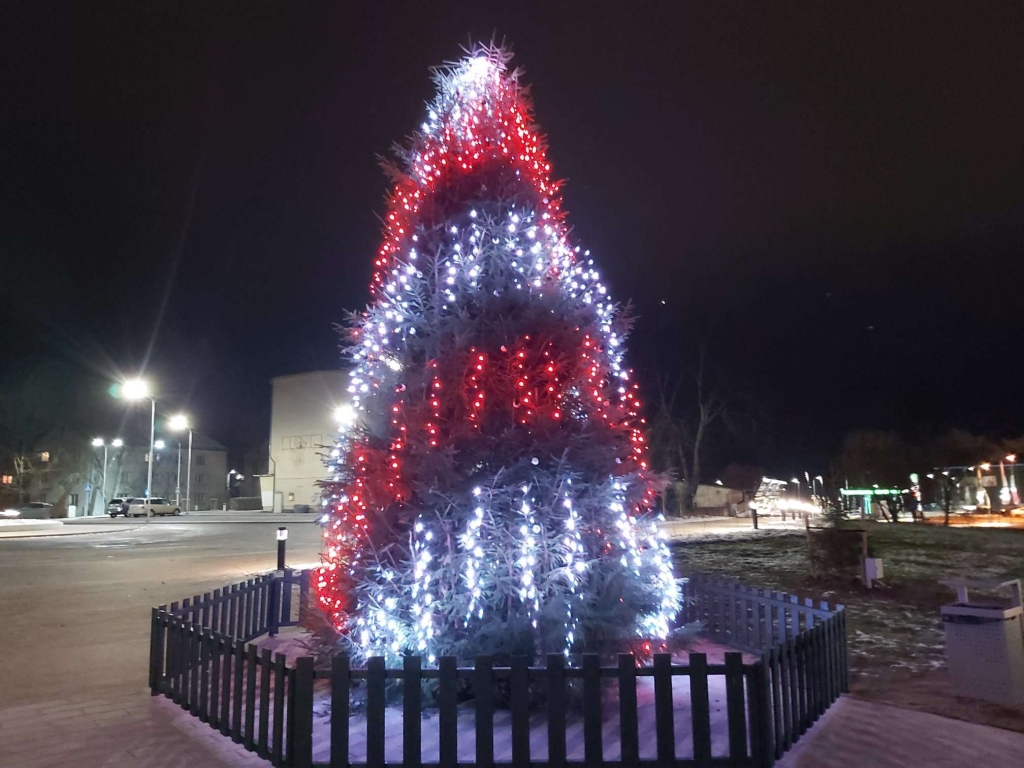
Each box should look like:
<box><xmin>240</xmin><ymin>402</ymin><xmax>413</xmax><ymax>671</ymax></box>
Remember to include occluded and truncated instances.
<box><xmin>651</xmin><ymin>349</ymin><xmax>730</xmax><ymax>513</ymax></box>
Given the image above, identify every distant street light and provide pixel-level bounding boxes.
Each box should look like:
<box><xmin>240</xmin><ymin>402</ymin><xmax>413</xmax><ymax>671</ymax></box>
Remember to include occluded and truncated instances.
<box><xmin>154</xmin><ymin>439</ymin><xmax>166</xmax><ymax>450</ymax></box>
<box><xmin>334</xmin><ymin>404</ymin><xmax>357</xmax><ymax>428</ymax></box>
<box><xmin>169</xmin><ymin>414</ymin><xmax>193</xmax><ymax>511</ymax></box>
<box><xmin>112</xmin><ymin>438</ymin><xmax>123</xmax><ymax>448</ymax></box>
<box><xmin>120</xmin><ymin>378</ymin><xmax>156</xmax><ymax>511</ymax></box>
<box><xmin>790</xmin><ymin>477</ymin><xmax>802</xmax><ymax>501</ymax></box>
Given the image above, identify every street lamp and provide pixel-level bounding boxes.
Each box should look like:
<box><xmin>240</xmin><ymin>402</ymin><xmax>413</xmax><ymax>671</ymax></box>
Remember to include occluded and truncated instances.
<box><xmin>813</xmin><ymin>475</ymin><xmax>823</xmax><ymax>497</ymax></box>
<box><xmin>226</xmin><ymin>469</ymin><xmax>243</xmax><ymax>511</ymax></box>
<box><xmin>169</xmin><ymin>414</ymin><xmax>192</xmax><ymax>511</ymax></box>
<box><xmin>120</xmin><ymin>378</ymin><xmax>156</xmax><ymax>511</ymax></box>
<box><xmin>334</xmin><ymin>404</ymin><xmax>356</xmax><ymax>428</ymax></box>
<box><xmin>790</xmin><ymin>477</ymin><xmax>802</xmax><ymax>501</ymax></box>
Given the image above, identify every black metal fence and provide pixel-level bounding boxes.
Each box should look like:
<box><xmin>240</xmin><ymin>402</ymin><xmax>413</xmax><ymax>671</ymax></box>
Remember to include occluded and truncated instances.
<box><xmin>150</xmin><ymin>570</ymin><xmax>846</xmax><ymax>767</ymax></box>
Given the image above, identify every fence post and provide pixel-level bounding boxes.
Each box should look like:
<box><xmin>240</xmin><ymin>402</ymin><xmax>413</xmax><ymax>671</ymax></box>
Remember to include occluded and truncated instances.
<box><xmin>403</xmin><ymin>655</ymin><xmax>422</xmax><ymax>768</ymax></box>
<box><xmin>268</xmin><ymin>575</ymin><xmax>280</xmax><ymax>637</ymax></box>
<box><xmin>753</xmin><ymin>656</ymin><xmax>775</xmax><ymax>767</ymax></box>
<box><xmin>618</xmin><ymin>654</ymin><xmax>639</xmax><ymax>765</ymax></box>
<box><xmin>292</xmin><ymin>656</ymin><xmax>315</xmax><ymax>768</ymax></box>
<box><xmin>149</xmin><ymin>608</ymin><xmax>164</xmax><ymax>695</ymax></box>
<box><xmin>653</xmin><ymin>653</ymin><xmax>675</xmax><ymax>765</ymax></box>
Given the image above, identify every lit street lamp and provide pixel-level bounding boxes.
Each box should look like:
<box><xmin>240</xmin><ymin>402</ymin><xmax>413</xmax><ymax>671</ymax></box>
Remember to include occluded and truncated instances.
<box><xmin>790</xmin><ymin>477</ymin><xmax>802</xmax><ymax>501</ymax></box>
<box><xmin>169</xmin><ymin>414</ymin><xmax>192</xmax><ymax>511</ymax></box>
<box><xmin>120</xmin><ymin>378</ymin><xmax>156</xmax><ymax>514</ymax></box>
<box><xmin>226</xmin><ymin>469</ymin><xmax>244</xmax><ymax>511</ymax></box>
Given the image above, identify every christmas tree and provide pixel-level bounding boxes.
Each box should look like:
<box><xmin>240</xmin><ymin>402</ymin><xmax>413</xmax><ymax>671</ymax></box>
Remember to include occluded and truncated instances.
<box><xmin>314</xmin><ymin>45</ymin><xmax>680</xmax><ymax>664</ymax></box>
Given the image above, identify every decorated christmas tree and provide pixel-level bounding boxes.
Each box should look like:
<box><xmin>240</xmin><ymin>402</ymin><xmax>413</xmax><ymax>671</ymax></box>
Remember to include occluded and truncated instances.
<box><xmin>314</xmin><ymin>45</ymin><xmax>680</xmax><ymax>664</ymax></box>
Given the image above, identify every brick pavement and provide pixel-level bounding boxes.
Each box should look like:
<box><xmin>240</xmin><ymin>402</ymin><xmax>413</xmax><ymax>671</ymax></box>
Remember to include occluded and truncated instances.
<box><xmin>5</xmin><ymin>689</ymin><xmax>1024</xmax><ymax>766</ymax></box>
<box><xmin>778</xmin><ymin>695</ymin><xmax>1024</xmax><ymax>768</ymax></box>
<box><xmin>0</xmin><ymin>691</ymin><xmax>267</xmax><ymax>767</ymax></box>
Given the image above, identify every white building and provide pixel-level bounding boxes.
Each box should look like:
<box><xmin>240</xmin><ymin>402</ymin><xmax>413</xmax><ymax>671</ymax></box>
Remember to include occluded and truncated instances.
<box><xmin>267</xmin><ymin>371</ymin><xmax>347</xmax><ymax>512</ymax></box>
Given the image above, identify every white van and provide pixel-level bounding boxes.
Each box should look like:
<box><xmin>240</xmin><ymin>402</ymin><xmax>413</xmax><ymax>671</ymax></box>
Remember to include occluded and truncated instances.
<box><xmin>127</xmin><ymin>498</ymin><xmax>181</xmax><ymax>517</ymax></box>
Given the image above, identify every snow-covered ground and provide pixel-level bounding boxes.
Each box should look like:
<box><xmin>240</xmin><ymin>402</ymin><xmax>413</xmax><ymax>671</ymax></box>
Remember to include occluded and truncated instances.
<box><xmin>259</xmin><ymin>632</ymin><xmax>755</xmax><ymax>764</ymax></box>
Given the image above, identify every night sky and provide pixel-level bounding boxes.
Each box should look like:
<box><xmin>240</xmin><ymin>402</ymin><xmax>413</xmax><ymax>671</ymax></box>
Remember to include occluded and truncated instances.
<box><xmin>3</xmin><ymin>3</ymin><xmax>1022</xmax><ymax>472</ymax></box>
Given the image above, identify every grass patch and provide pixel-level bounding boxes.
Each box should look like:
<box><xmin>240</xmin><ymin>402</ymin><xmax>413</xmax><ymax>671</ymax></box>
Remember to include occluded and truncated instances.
<box><xmin>671</xmin><ymin>522</ymin><xmax>1024</xmax><ymax>730</ymax></box>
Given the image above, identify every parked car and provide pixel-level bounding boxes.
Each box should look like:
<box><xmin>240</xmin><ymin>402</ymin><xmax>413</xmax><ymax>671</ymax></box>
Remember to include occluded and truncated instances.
<box><xmin>127</xmin><ymin>497</ymin><xmax>181</xmax><ymax>517</ymax></box>
<box><xmin>107</xmin><ymin>498</ymin><xmax>135</xmax><ymax>517</ymax></box>
<box><xmin>1</xmin><ymin>501</ymin><xmax>55</xmax><ymax>519</ymax></box>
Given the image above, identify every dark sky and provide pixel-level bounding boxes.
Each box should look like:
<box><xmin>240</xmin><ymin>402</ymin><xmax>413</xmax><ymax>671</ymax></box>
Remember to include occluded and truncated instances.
<box><xmin>3</xmin><ymin>2</ymin><xmax>1023</xmax><ymax>472</ymax></box>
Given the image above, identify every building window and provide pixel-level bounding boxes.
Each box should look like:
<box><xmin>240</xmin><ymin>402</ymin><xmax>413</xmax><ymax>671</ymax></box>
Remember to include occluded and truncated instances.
<box><xmin>195</xmin><ymin>454</ymin><xmax>206</xmax><ymax>466</ymax></box>
<box><xmin>195</xmin><ymin>474</ymin><xmax>205</xmax><ymax>485</ymax></box>
<box><xmin>1</xmin><ymin>475</ymin><xmax>11</xmax><ymax>485</ymax></box>
<box><xmin>40</xmin><ymin>451</ymin><xmax>50</xmax><ymax>462</ymax></box>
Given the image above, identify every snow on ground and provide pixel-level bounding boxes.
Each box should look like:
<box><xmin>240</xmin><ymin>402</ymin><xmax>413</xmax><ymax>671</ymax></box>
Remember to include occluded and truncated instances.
<box><xmin>257</xmin><ymin>632</ymin><xmax>755</xmax><ymax>764</ymax></box>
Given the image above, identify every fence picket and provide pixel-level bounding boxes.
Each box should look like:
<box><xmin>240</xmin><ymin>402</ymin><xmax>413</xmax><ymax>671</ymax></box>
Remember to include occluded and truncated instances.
<box><xmin>209</xmin><ymin>635</ymin><xmax>221</xmax><ymax>728</ymax></box>
<box><xmin>725</xmin><ymin>652</ymin><xmax>748</xmax><ymax>762</ymax></box>
<box><xmin>366</xmin><ymin>657</ymin><xmax>385</xmax><ymax>768</ymax></box>
<box><xmin>653</xmin><ymin>653</ymin><xmax>675</xmax><ymax>765</ymax></box>
<box><xmin>188</xmin><ymin>626</ymin><xmax>200</xmax><ymax>712</ymax></box>
<box><xmin>770</xmin><ymin>648</ymin><xmax>783</xmax><ymax>760</ymax></box>
<box><xmin>511</xmin><ymin>656</ymin><xmax>531</xmax><ymax>768</ymax></box>
<box><xmin>232</xmin><ymin>641</ymin><xmax>244</xmax><ymax>742</ymax></box>
<box><xmin>149</xmin><ymin>610</ymin><xmax>164</xmax><ymax>695</ymax></box>
<box><xmin>292</xmin><ymin>657</ymin><xmax>314</xmax><ymax>768</ymax></box>
<box><xmin>779</xmin><ymin>641</ymin><xmax>792</xmax><ymax>750</ymax></box>
<box><xmin>199</xmin><ymin>631</ymin><xmax>211</xmax><ymax>722</ymax></box>
<box><xmin>282</xmin><ymin>568</ymin><xmax>294</xmax><ymax>623</ymax></box>
<box><xmin>618</xmin><ymin>654</ymin><xmax>639</xmax><ymax>765</ymax></box>
<box><xmin>475</xmin><ymin>656</ymin><xmax>495</xmax><ymax>767</ymax></box>
<box><xmin>331</xmin><ymin>656</ymin><xmax>350</xmax><ymax>768</ymax></box>
<box><xmin>547</xmin><ymin>654</ymin><xmax>567</xmax><ymax>767</ymax></box>
<box><xmin>272</xmin><ymin>653</ymin><xmax>286</xmax><ymax>766</ymax></box>
<box><xmin>219</xmin><ymin>639</ymin><xmax>232</xmax><ymax>735</ymax></box>
<box><xmin>245</xmin><ymin>644</ymin><xmax>258</xmax><ymax>750</ymax></box>
<box><xmin>583</xmin><ymin>654</ymin><xmax>602</xmax><ymax>767</ymax></box>
<box><xmin>689</xmin><ymin>652</ymin><xmax>712</xmax><ymax>763</ymax></box>
<box><xmin>403</xmin><ymin>655</ymin><xmax>422</xmax><ymax>768</ymax></box>
<box><xmin>753</xmin><ymin>657</ymin><xmax>775</xmax><ymax>768</ymax></box>
<box><xmin>260</xmin><ymin>648</ymin><xmax>272</xmax><ymax>757</ymax></box>
<box><xmin>438</xmin><ymin>656</ymin><xmax>458</xmax><ymax>768</ymax></box>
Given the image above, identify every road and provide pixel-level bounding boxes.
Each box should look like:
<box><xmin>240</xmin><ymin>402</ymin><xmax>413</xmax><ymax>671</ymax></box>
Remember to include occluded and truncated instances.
<box><xmin>0</xmin><ymin>517</ymin><xmax>322</xmax><ymax>707</ymax></box>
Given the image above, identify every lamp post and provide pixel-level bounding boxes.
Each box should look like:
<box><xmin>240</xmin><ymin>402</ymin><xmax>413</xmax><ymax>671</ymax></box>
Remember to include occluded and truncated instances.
<box><xmin>226</xmin><ymin>469</ymin><xmax>242</xmax><ymax>511</ymax></box>
<box><xmin>169</xmin><ymin>414</ymin><xmax>193</xmax><ymax>512</ymax></box>
<box><xmin>121</xmin><ymin>378</ymin><xmax>156</xmax><ymax>516</ymax></box>
<box><xmin>790</xmin><ymin>477</ymin><xmax>802</xmax><ymax>501</ymax></box>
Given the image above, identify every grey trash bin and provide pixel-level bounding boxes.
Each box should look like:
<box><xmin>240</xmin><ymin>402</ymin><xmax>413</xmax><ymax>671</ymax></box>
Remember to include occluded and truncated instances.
<box><xmin>940</xmin><ymin>578</ymin><xmax>1024</xmax><ymax>706</ymax></box>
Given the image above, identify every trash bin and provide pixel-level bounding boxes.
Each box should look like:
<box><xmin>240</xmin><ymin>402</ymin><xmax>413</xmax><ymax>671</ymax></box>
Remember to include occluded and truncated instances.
<box><xmin>940</xmin><ymin>577</ymin><xmax>1024</xmax><ymax>706</ymax></box>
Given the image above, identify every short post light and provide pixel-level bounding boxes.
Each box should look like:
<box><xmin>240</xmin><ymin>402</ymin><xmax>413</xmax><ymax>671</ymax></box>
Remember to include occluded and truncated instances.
<box><xmin>276</xmin><ymin>526</ymin><xmax>288</xmax><ymax>571</ymax></box>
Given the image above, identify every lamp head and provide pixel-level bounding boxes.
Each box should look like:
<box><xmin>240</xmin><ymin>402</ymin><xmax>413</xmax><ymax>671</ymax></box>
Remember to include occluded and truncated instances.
<box><xmin>121</xmin><ymin>378</ymin><xmax>150</xmax><ymax>400</ymax></box>
<box><xmin>92</xmin><ymin>438</ymin><xmax>104</xmax><ymax>447</ymax></box>
<box><xmin>168</xmin><ymin>414</ymin><xmax>189</xmax><ymax>431</ymax></box>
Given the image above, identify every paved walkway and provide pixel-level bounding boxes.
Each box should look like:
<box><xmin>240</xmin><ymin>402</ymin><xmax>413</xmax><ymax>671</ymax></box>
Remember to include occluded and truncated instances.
<box><xmin>0</xmin><ymin>691</ymin><xmax>265</xmax><ymax>767</ymax></box>
<box><xmin>5</xmin><ymin>690</ymin><xmax>1024</xmax><ymax>767</ymax></box>
<box><xmin>778</xmin><ymin>695</ymin><xmax>1024</xmax><ymax>767</ymax></box>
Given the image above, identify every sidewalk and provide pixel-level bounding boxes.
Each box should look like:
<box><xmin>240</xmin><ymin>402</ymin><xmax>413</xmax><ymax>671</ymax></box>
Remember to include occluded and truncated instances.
<box><xmin>0</xmin><ymin>521</ymin><xmax>137</xmax><ymax>539</ymax></box>
<box><xmin>778</xmin><ymin>695</ymin><xmax>1024</xmax><ymax>767</ymax></box>
<box><xmin>6</xmin><ymin>689</ymin><xmax>1024</xmax><ymax>767</ymax></box>
<box><xmin>0</xmin><ymin>691</ymin><xmax>265</xmax><ymax>768</ymax></box>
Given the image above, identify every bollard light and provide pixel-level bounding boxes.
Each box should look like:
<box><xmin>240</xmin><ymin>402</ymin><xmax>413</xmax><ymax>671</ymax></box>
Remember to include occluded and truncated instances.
<box><xmin>276</xmin><ymin>526</ymin><xmax>288</xmax><ymax>571</ymax></box>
